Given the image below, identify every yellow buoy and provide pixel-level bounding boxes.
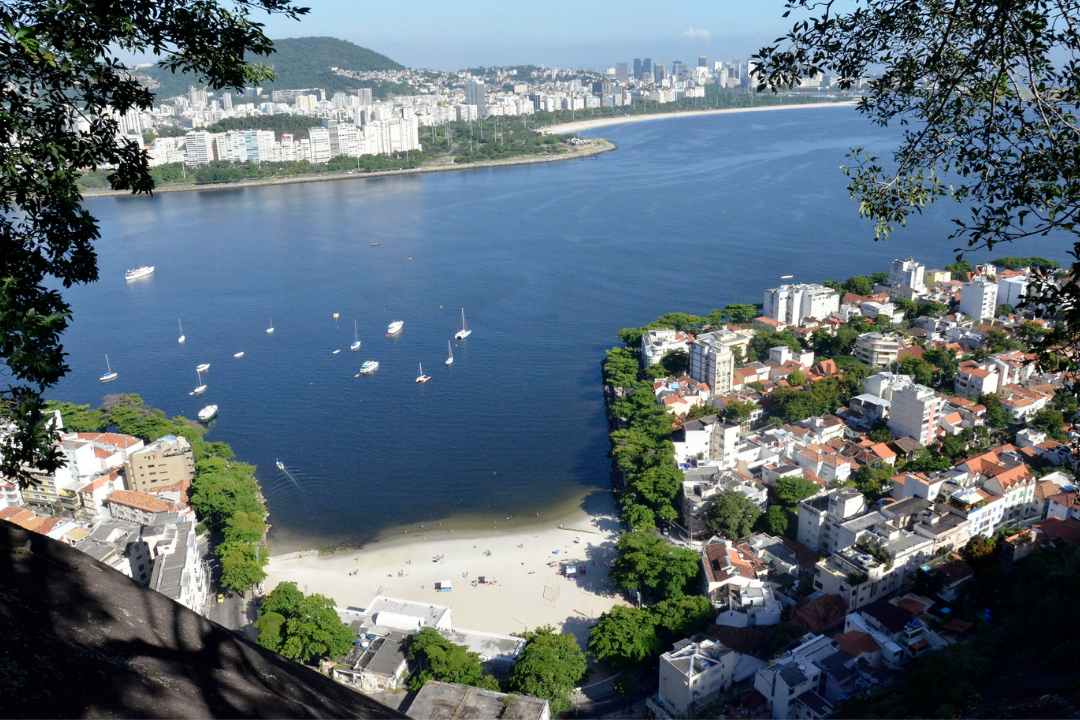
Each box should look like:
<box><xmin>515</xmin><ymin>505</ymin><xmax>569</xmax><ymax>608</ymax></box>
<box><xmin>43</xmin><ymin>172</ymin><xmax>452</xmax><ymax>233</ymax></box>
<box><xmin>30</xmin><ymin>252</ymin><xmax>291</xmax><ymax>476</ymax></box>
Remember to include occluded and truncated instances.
<box><xmin>333</xmin><ymin>313</ymin><xmax>339</xmax><ymax>319</ymax></box>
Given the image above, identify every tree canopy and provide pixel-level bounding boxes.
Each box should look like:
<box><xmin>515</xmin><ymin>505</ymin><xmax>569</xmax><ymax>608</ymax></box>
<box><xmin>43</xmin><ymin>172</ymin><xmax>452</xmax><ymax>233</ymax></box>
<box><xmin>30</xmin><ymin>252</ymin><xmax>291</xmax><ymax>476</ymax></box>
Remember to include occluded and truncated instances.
<box><xmin>508</xmin><ymin>626</ymin><xmax>588</xmax><ymax>715</ymax></box>
<box><xmin>280</xmin><ymin>593</ymin><xmax>357</xmax><ymax>665</ymax></box>
<box><xmin>407</xmin><ymin>627</ymin><xmax>499</xmax><ymax>691</ymax></box>
<box><xmin>704</xmin><ymin>492</ymin><xmax>761</xmax><ymax>540</ymax></box>
<box><xmin>0</xmin><ymin>0</ymin><xmax>306</xmax><ymax>485</ymax></box>
<box><xmin>609</xmin><ymin>531</ymin><xmax>701</xmax><ymax>599</ymax></box>
<box><xmin>587</xmin><ymin>606</ymin><xmax>661</xmax><ymax>669</ymax></box>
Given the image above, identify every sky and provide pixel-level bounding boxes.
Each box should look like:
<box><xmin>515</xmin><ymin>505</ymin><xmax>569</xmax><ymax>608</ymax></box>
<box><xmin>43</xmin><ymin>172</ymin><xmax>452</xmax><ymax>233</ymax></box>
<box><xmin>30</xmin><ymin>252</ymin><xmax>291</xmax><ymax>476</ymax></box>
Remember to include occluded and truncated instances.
<box><xmin>252</xmin><ymin>0</ymin><xmax>798</xmax><ymax>71</ymax></box>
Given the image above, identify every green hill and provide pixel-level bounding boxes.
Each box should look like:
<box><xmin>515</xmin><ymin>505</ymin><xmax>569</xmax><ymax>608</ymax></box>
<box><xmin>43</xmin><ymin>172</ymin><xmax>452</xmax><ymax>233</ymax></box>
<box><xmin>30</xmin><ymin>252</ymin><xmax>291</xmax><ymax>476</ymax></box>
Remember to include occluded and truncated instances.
<box><xmin>136</xmin><ymin>37</ymin><xmax>409</xmax><ymax>100</ymax></box>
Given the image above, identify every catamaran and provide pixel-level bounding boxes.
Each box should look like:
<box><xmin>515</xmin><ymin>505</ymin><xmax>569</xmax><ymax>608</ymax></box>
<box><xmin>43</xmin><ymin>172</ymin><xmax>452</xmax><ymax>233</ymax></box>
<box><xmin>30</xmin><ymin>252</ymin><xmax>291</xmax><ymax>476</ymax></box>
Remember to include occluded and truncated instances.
<box><xmin>387</xmin><ymin>320</ymin><xmax>404</xmax><ymax>335</ymax></box>
<box><xmin>196</xmin><ymin>363</ymin><xmax>210</xmax><ymax>373</ymax></box>
<box><xmin>415</xmin><ymin>363</ymin><xmax>430</xmax><ymax>384</ymax></box>
<box><xmin>359</xmin><ymin>360</ymin><xmax>379</xmax><ymax>375</ymax></box>
<box><xmin>125</xmin><ymin>265</ymin><xmax>154</xmax><ymax>281</ymax></box>
<box><xmin>192</xmin><ymin>370</ymin><xmax>207</xmax><ymax>395</ymax></box>
<box><xmin>445</xmin><ymin>340</ymin><xmax>454</xmax><ymax>366</ymax></box>
<box><xmin>351</xmin><ymin>321</ymin><xmax>361</xmax><ymax>351</ymax></box>
<box><xmin>197</xmin><ymin>405</ymin><xmax>218</xmax><ymax>423</ymax></box>
<box><xmin>267</xmin><ymin>317</ymin><xmax>274</xmax><ymax>334</ymax></box>
<box><xmin>455</xmin><ymin>308</ymin><xmax>472</xmax><ymax>339</ymax></box>
<box><xmin>178</xmin><ymin>319</ymin><xmax>185</xmax><ymax>344</ymax></box>
<box><xmin>99</xmin><ymin>355</ymin><xmax>117</xmax><ymax>382</ymax></box>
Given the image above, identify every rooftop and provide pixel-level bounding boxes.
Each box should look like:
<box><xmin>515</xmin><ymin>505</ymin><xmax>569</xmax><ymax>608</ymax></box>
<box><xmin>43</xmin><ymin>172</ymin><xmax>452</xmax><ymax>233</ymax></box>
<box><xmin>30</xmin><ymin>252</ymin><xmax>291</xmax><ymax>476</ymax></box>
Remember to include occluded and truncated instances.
<box><xmin>405</xmin><ymin>681</ymin><xmax>548</xmax><ymax>720</ymax></box>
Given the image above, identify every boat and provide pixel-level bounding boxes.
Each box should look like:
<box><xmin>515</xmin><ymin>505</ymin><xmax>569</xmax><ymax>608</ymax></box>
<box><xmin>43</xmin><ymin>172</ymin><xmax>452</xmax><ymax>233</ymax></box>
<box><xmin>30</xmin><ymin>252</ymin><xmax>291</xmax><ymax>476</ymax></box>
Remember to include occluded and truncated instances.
<box><xmin>351</xmin><ymin>321</ymin><xmax>361</xmax><ymax>351</ymax></box>
<box><xmin>275</xmin><ymin>460</ymin><xmax>285</xmax><ymax>470</ymax></box>
<box><xmin>781</xmin><ymin>274</ymin><xmax>794</xmax><ymax>280</ymax></box>
<box><xmin>371</xmin><ymin>243</ymin><xmax>379</xmax><ymax>246</ymax></box>
<box><xmin>333</xmin><ymin>313</ymin><xmax>339</xmax><ymax>319</ymax></box>
<box><xmin>359</xmin><ymin>360</ymin><xmax>379</xmax><ymax>374</ymax></box>
<box><xmin>415</xmin><ymin>363</ymin><xmax>430</xmax><ymax>384</ymax></box>
<box><xmin>234</xmin><ymin>352</ymin><xmax>244</xmax><ymax>358</ymax></box>
<box><xmin>445</xmin><ymin>340</ymin><xmax>454</xmax><ymax>366</ymax></box>
<box><xmin>125</xmin><ymin>265</ymin><xmax>154</xmax><ymax>281</ymax></box>
<box><xmin>99</xmin><ymin>355</ymin><xmax>117</xmax><ymax>382</ymax></box>
<box><xmin>332</xmin><ymin>349</ymin><xmax>341</xmax><ymax>355</ymax></box>
<box><xmin>178</xmin><ymin>319</ymin><xmax>185</xmax><ymax>344</ymax></box>
<box><xmin>387</xmin><ymin>320</ymin><xmax>403</xmax><ymax>335</ymax></box>
<box><xmin>193</xmin><ymin>370</ymin><xmax>207</xmax><ymax>395</ymax></box>
<box><xmin>455</xmin><ymin>308</ymin><xmax>472</xmax><ymax>340</ymax></box>
<box><xmin>197</xmin><ymin>405</ymin><xmax>218</xmax><ymax>423</ymax></box>
<box><xmin>267</xmin><ymin>317</ymin><xmax>274</xmax><ymax>334</ymax></box>
<box><xmin>196</xmin><ymin>363</ymin><xmax>210</xmax><ymax>373</ymax></box>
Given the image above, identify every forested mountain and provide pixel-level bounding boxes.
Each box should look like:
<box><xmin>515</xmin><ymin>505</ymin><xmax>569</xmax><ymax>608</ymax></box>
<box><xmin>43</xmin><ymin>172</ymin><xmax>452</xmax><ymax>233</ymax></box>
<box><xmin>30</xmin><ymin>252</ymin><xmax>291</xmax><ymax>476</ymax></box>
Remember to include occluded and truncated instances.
<box><xmin>135</xmin><ymin>37</ymin><xmax>408</xmax><ymax>100</ymax></box>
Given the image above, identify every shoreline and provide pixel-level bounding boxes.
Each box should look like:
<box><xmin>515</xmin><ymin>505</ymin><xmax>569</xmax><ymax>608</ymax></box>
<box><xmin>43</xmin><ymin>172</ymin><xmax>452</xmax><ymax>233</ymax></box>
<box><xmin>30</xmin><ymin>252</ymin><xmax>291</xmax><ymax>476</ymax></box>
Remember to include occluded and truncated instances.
<box><xmin>539</xmin><ymin>99</ymin><xmax>858</xmax><ymax>135</ymax></box>
<box><xmin>264</xmin><ymin>488</ymin><xmax>628</xmax><ymax>642</ymax></box>
<box><xmin>81</xmin><ymin>139</ymin><xmax>615</xmax><ymax>198</ymax></box>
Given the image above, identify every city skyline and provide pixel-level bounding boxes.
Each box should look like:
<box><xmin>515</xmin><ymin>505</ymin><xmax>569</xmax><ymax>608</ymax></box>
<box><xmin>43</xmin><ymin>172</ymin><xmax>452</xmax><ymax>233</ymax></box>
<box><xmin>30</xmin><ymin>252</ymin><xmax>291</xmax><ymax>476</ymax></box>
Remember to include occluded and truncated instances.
<box><xmin>251</xmin><ymin>0</ymin><xmax>795</xmax><ymax>71</ymax></box>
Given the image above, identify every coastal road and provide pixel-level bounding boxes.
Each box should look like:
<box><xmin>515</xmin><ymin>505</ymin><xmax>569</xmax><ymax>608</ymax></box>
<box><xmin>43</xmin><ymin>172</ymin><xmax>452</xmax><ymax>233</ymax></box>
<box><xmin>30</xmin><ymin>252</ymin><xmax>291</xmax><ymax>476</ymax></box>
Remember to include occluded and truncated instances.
<box><xmin>202</xmin><ymin>540</ymin><xmax>256</xmax><ymax>638</ymax></box>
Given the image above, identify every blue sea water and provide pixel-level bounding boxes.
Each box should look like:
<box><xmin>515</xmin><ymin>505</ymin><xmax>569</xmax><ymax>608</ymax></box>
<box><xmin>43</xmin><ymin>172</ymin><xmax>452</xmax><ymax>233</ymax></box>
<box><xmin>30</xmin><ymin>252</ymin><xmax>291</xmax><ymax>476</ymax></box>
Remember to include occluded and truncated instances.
<box><xmin>55</xmin><ymin>106</ymin><xmax>1065</xmax><ymax>550</ymax></box>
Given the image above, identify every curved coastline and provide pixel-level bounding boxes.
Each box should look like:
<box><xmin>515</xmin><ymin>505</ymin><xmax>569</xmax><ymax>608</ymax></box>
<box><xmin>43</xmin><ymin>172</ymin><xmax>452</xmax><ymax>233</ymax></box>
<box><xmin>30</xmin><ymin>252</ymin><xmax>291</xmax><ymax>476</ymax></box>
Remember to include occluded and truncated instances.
<box><xmin>539</xmin><ymin>99</ymin><xmax>858</xmax><ymax>135</ymax></box>
<box><xmin>82</xmin><ymin>139</ymin><xmax>616</xmax><ymax>198</ymax></box>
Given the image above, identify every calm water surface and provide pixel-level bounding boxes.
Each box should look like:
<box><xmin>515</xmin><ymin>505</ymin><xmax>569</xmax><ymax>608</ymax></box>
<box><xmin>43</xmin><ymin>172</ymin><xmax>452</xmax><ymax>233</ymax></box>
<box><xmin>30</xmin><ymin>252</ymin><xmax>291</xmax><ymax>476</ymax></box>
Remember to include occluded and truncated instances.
<box><xmin>56</xmin><ymin>107</ymin><xmax>1063</xmax><ymax>550</ymax></box>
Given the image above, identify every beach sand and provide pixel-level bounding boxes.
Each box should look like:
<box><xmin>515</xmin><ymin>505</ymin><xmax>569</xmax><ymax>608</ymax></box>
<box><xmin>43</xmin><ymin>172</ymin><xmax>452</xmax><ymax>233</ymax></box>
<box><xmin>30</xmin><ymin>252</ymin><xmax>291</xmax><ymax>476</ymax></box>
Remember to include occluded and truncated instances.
<box><xmin>541</xmin><ymin>100</ymin><xmax>858</xmax><ymax>135</ymax></box>
<box><xmin>264</xmin><ymin>490</ymin><xmax>629</xmax><ymax>645</ymax></box>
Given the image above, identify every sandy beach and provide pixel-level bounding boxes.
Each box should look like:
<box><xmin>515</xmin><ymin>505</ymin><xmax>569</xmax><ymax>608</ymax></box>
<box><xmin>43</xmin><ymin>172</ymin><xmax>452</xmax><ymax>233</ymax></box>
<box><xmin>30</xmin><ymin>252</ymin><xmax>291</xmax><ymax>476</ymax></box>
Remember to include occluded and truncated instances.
<box><xmin>264</xmin><ymin>491</ymin><xmax>629</xmax><ymax>645</ymax></box>
<box><xmin>541</xmin><ymin>100</ymin><xmax>857</xmax><ymax>135</ymax></box>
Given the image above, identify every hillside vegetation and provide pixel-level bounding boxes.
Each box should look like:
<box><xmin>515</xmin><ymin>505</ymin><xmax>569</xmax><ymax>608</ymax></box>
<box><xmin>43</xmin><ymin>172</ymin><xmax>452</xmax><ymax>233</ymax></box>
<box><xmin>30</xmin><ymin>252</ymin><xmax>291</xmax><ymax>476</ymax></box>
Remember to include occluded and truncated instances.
<box><xmin>136</xmin><ymin>37</ymin><xmax>407</xmax><ymax>100</ymax></box>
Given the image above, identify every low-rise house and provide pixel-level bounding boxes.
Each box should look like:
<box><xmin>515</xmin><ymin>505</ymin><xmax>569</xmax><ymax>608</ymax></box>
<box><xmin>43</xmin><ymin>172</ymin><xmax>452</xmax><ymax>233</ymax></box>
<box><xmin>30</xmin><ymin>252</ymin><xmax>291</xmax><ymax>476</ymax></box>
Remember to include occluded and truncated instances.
<box><xmin>642</xmin><ymin>328</ymin><xmax>694</xmax><ymax>367</ymax></box>
<box><xmin>332</xmin><ymin>631</ymin><xmax>410</xmax><ymax>691</ymax></box>
<box><xmin>701</xmin><ymin>537</ymin><xmax>768</xmax><ymax>605</ymax></box>
<box><xmin>650</xmin><ymin>638</ymin><xmax>736</xmax><ymax>719</ymax></box>
<box><xmin>74</xmin><ymin>519</ymin><xmax>154</xmax><ymax>585</ymax></box>
<box><xmin>954</xmin><ymin>361</ymin><xmax>999</xmax><ymax>397</ymax></box>
<box><xmin>76</xmin><ymin>469</ymin><xmax>126</xmax><ymax>516</ymax></box>
<box><xmin>406</xmin><ymin>681</ymin><xmax>549</xmax><ymax>720</ymax></box>
<box><xmin>753</xmin><ymin>634</ymin><xmax>837</xmax><ymax>719</ymax></box>
<box><xmin>715</xmin><ymin>582</ymin><xmax>782</xmax><ymax>628</ymax></box>
<box><xmin>108</xmin><ymin>489</ymin><xmax>193</xmax><ymax>526</ymax></box>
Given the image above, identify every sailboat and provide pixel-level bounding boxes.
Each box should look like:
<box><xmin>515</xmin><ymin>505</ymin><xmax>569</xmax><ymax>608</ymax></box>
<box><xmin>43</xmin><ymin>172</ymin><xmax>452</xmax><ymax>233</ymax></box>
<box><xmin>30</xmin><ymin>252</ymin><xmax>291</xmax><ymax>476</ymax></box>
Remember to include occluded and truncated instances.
<box><xmin>178</xmin><ymin>319</ymin><xmax>185</xmax><ymax>344</ymax></box>
<box><xmin>267</xmin><ymin>317</ymin><xmax>274</xmax><ymax>334</ymax></box>
<box><xmin>196</xmin><ymin>363</ymin><xmax>210</xmax><ymax>373</ymax></box>
<box><xmin>99</xmin><ymin>355</ymin><xmax>117</xmax><ymax>382</ymax></box>
<box><xmin>351</xmin><ymin>320</ymin><xmax>361</xmax><ymax>351</ymax></box>
<box><xmin>445</xmin><ymin>340</ymin><xmax>454</xmax><ymax>366</ymax></box>
<box><xmin>192</xmin><ymin>369</ymin><xmax>207</xmax><ymax>395</ymax></box>
<box><xmin>415</xmin><ymin>363</ymin><xmax>430</xmax><ymax>384</ymax></box>
<box><xmin>455</xmin><ymin>308</ymin><xmax>472</xmax><ymax>339</ymax></box>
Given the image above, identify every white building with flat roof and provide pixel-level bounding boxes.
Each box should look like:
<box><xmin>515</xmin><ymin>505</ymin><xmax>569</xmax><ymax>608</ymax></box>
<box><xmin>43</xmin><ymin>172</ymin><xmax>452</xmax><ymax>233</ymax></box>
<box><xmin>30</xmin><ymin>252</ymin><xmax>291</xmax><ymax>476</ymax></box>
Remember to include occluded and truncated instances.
<box><xmin>959</xmin><ymin>276</ymin><xmax>998</xmax><ymax>321</ymax></box>
<box><xmin>887</xmin><ymin>257</ymin><xmax>926</xmax><ymax>291</ymax></box>
<box><xmin>763</xmin><ymin>284</ymin><xmax>840</xmax><ymax>327</ymax></box>
<box><xmin>889</xmin><ymin>383</ymin><xmax>938</xmax><ymax>446</ymax></box>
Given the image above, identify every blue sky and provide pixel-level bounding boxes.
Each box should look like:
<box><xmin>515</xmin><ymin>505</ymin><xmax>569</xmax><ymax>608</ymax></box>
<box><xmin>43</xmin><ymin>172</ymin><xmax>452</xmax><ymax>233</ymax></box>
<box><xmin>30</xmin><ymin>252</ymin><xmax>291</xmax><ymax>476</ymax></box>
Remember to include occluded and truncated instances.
<box><xmin>254</xmin><ymin>0</ymin><xmax>797</xmax><ymax>70</ymax></box>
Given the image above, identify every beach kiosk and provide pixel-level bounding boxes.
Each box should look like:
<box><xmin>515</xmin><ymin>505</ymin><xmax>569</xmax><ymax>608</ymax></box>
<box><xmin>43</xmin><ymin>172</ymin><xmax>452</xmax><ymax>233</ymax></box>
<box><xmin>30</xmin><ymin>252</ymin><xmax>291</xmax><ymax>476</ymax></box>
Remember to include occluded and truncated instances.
<box><xmin>564</xmin><ymin>565</ymin><xmax>577</xmax><ymax>580</ymax></box>
<box><xmin>435</xmin><ymin>580</ymin><xmax>452</xmax><ymax>593</ymax></box>
<box><xmin>476</xmin><ymin>574</ymin><xmax>495</xmax><ymax>586</ymax></box>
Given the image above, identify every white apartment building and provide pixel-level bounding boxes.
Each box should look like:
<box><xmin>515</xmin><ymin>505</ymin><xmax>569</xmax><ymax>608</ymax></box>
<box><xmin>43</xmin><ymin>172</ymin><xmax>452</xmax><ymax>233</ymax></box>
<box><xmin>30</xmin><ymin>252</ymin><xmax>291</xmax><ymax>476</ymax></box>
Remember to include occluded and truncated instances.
<box><xmin>762</xmin><ymin>284</ymin><xmax>840</xmax><ymax>327</ymax></box>
<box><xmin>863</xmin><ymin>372</ymin><xmax>912</xmax><ymax>402</ymax></box>
<box><xmin>689</xmin><ymin>329</ymin><xmax>754</xmax><ymax>394</ymax></box>
<box><xmin>641</xmin><ymin>329</ymin><xmax>692</xmax><ymax>366</ymax></box>
<box><xmin>959</xmin><ymin>276</ymin><xmax>998</xmax><ymax>321</ymax></box>
<box><xmin>146</xmin><ymin>520</ymin><xmax>209</xmax><ymax>615</ymax></box>
<box><xmin>855</xmin><ymin>332</ymin><xmax>901</xmax><ymax>369</ymax></box>
<box><xmin>652</xmin><ymin>639</ymin><xmax>735</xmax><ymax>719</ymax></box>
<box><xmin>887</xmin><ymin>257</ymin><xmax>926</xmax><ymax>291</ymax></box>
<box><xmin>797</xmin><ymin>488</ymin><xmax>867</xmax><ymax>555</ymax></box>
<box><xmin>889</xmin><ymin>383</ymin><xmax>939</xmax><ymax>446</ymax></box>
<box><xmin>308</xmin><ymin>126</ymin><xmax>332</xmax><ymax>163</ymax></box>
<box><xmin>997</xmin><ymin>276</ymin><xmax>1028</xmax><ymax>308</ymax></box>
<box><xmin>183</xmin><ymin>130</ymin><xmax>212</xmax><ymax>165</ymax></box>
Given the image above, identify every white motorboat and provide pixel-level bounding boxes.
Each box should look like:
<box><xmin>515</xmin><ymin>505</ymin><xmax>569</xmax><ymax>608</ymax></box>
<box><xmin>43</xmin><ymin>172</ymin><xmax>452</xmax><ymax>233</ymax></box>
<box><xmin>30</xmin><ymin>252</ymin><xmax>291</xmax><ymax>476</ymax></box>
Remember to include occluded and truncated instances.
<box><xmin>415</xmin><ymin>363</ymin><xmax>430</xmax><ymax>384</ymax></box>
<box><xmin>192</xmin><ymin>370</ymin><xmax>207</xmax><ymax>395</ymax></box>
<box><xmin>359</xmin><ymin>360</ymin><xmax>379</xmax><ymax>374</ymax></box>
<box><xmin>234</xmin><ymin>352</ymin><xmax>244</xmax><ymax>358</ymax></box>
<box><xmin>125</xmin><ymin>265</ymin><xmax>154</xmax><ymax>281</ymax></box>
<box><xmin>178</xmin><ymin>319</ymin><xmax>185</xmax><ymax>344</ymax></box>
<box><xmin>351</xmin><ymin>320</ymin><xmax>361</xmax><ymax>351</ymax></box>
<box><xmin>332</xmin><ymin>349</ymin><xmax>341</xmax><ymax>355</ymax></box>
<box><xmin>387</xmin><ymin>320</ymin><xmax>404</xmax><ymax>335</ymax></box>
<box><xmin>445</xmin><ymin>340</ymin><xmax>454</xmax><ymax>366</ymax></box>
<box><xmin>99</xmin><ymin>355</ymin><xmax>117</xmax><ymax>382</ymax></box>
<box><xmin>196</xmin><ymin>363</ymin><xmax>210</xmax><ymax>373</ymax></box>
<box><xmin>197</xmin><ymin>405</ymin><xmax>218</xmax><ymax>423</ymax></box>
<box><xmin>455</xmin><ymin>308</ymin><xmax>471</xmax><ymax>339</ymax></box>
<box><xmin>267</xmin><ymin>317</ymin><xmax>274</xmax><ymax>334</ymax></box>
<box><xmin>276</xmin><ymin>460</ymin><xmax>285</xmax><ymax>470</ymax></box>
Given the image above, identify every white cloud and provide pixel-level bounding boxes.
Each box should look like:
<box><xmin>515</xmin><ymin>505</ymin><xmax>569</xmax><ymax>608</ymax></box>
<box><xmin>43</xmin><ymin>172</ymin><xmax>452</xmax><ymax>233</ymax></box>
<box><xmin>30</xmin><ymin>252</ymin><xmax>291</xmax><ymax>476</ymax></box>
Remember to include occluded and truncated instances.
<box><xmin>683</xmin><ymin>26</ymin><xmax>711</xmax><ymax>43</ymax></box>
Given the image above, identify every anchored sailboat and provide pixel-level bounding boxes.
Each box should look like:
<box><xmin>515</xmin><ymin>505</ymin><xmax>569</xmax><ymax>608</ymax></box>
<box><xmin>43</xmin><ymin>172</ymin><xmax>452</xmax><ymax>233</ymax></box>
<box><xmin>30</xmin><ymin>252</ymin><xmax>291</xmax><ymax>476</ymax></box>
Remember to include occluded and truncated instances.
<box><xmin>351</xmin><ymin>320</ymin><xmax>361</xmax><ymax>351</ymax></box>
<box><xmin>415</xmin><ymin>363</ymin><xmax>430</xmax><ymax>384</ymax></box>
<box><xmin>455</xmin><ymin>308</ymin><xmax>471</xmax><ymax>339</ymax></box>
<box><xmin>178</xmin><ymin>319</ymin><xmax>185</xmax><ymax>344</ymax></box>
<box><xmin>445</xmin><ymin>340</ymin><xmax>454</xmax><ymax>366</ymax></box>
<box><xmin>99</xmin><ymin>355</ymin><xmax>117</xmax><ymax>382</ymax></box>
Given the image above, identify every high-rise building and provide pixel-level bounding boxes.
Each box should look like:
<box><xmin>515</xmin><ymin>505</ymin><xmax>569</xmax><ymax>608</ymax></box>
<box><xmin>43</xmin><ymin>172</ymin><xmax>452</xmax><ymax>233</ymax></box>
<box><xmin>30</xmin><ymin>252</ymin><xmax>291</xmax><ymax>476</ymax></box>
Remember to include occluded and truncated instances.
<box><xmin>633</xmin><ymin>58</ymin><xmax>642</xmax><ymax>78</ymax></box>
<box><xmin>182</xmin><ymin>131</ymin><xmax>211</xmax><ymax>165</ymax></box>
<box><xmin>221</xmin><ymin>93</ymin><xmax>232</xmax><ymax>110</ymax></box>
<box><xmin>959</xmin><ymin>276</ymin><xmax>998</xmax><ymax>321</ymax></box>
<box><xmin>762</xmin><ymin>283</ymin><xmax>840</xmax><ymax>326</ymax></box>
<box><xmin>672</xmin><ymin>60</ymin><xmax>688</xmax><ymax>80</ymax></box>
<box><xmin>643</xmin><ymin>58</ymin><xmax>652</xmax><ymax>77</ymax></box>
<box><xmin>698</xmin><ymin>56</ymin><xmax>707</xmax><ymax>68</ymax></box>
<box><xmin>123</xmin><ymin>435</ymin><xmax>195</xmax><ymax>494</ymax></box>
<box><xmin>615</xmin><ymin>62</ymin><xmax>629</xmax><ymax>83</ymax></box>
<box><xmin>357</xmin><ymin>88</ymin><xmax>373</xmax><ymax>106</ymax></box>
<box><xmin>688</xmin><ymin>328</ymin><xmax>754</xmax><ymax>394</ymax></box>
<box><xmin>889</xmin><ymin>383</ymin><xmax>939</xmax><ymax>446</ymax></box>
<box><xmin>187</xmin><ymin>85</ymin><xmax>207</xmax><ymax>107</ymax></box>
<box><xmin>654</xmin><ymin>63</ymin><xmax>667</xmax><ymax>82</ymax></box>
<box><xmin>465</xmin><ymin>80</ymin><xmax>487</xmax><ymax>117</ymax></box>
<box><xmin>308</xmin><ymin>126</ymin><xmax>332</xmax><ymax>163</ymax></box>
<box><xmin>887</xmin><ymin>257</ymin><xmax>926</xmax><ymax>290</ymax></box>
